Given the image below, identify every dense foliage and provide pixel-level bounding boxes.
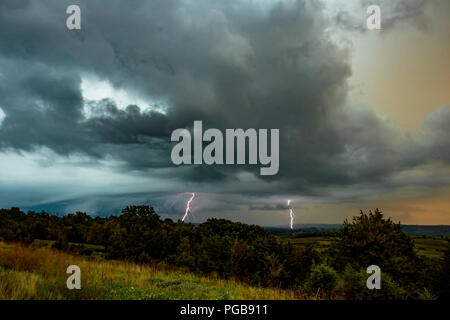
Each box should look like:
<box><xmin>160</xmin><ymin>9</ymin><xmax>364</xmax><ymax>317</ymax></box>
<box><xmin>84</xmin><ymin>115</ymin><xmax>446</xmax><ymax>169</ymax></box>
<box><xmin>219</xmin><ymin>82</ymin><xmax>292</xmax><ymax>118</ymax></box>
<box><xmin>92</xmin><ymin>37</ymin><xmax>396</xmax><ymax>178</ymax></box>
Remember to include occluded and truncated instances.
<box><xmin>328</xmin><ymin>209</ymin><xmax>442</xmax><ymax>299</ymax></box>
<box><xmin>0</xmin><ymin>206</ymin><xmax>316</xmax><ymax>288</ymax></box>
<box><xmin>0</xmin><ymin>206</ymin><xmax>448</xmax><ymax>299</ymax></box>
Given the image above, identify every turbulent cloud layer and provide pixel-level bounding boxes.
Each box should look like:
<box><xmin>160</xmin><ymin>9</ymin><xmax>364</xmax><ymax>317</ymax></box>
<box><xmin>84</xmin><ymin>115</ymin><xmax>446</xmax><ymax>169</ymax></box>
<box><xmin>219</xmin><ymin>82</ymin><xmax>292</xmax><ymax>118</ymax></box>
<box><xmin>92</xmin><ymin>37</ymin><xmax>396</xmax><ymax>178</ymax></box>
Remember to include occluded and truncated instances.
<box><xmin>0</xmin><ymin>0</ymin><xmax>448</xmax><ymax>222</ymax></box>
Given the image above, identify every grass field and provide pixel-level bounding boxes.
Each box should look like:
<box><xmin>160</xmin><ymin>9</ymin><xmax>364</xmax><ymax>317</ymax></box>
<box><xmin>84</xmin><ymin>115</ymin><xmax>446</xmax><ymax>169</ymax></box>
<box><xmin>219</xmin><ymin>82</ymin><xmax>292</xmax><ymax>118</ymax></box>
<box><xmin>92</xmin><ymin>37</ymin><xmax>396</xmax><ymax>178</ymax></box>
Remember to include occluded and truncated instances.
<box><xmin>413</xmin><ymin>238</ymin><xmax>449</xmax><ymax>259</ymax></box>
<box><xmin>277</xmin><ymin>235</ymin><xmax>448</xmax><ymax>259</ymax></box>
<box><xmin>0</xmin><ymin>241</ymin><xmax>298</xmax><ymax>300</ymax></box>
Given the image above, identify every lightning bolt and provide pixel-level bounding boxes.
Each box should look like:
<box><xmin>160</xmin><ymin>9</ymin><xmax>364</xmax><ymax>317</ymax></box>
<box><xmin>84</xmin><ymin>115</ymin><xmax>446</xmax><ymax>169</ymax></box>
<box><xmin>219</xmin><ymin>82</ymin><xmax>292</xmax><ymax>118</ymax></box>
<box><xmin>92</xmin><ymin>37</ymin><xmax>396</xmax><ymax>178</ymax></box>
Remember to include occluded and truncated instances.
<box><xmin>182</xmin><ymin>193</ymin><xmax>196</xmax><ymax>222</ymax></box>
<box><xmin>287</xmin><ymin>200</ymin><xmax>295</xmax><ymax>230</ymax></box>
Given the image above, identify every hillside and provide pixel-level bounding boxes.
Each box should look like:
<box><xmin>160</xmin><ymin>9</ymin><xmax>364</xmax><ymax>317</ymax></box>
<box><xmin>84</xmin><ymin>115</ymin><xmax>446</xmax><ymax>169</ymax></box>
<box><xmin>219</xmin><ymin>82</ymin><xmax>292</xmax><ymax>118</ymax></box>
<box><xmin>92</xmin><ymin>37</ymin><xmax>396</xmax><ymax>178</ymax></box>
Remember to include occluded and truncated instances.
<box><xmin>1</xmin><ymin>207</ymin><xmax>449</xmax><ymax>300</ymax></box>
<box><xmin>0</xmin><ymin>241</ymin><xmax>297</xmax><ymax>300</ymax></box>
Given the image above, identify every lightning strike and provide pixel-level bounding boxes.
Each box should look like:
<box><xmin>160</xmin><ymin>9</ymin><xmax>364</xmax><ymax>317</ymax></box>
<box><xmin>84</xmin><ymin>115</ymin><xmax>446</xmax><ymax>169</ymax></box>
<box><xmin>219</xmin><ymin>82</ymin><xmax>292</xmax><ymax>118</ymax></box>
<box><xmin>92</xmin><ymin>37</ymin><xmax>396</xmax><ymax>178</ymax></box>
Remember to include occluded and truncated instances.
<box><xmin>182</xmin><ymin>192</ymin><xmax>196</xmax><ymax>222</ymax></box>
<box><xmin>287</xmin><ymin>200</ymin><xmax>295</xmax><ymax>230</ymax></box>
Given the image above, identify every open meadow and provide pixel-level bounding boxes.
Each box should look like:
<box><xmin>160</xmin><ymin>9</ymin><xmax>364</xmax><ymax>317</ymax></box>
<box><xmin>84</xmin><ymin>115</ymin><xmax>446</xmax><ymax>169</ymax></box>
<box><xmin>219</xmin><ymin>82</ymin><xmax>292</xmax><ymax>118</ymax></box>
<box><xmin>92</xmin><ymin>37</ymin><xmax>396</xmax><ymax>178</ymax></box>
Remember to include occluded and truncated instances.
<box><xmin>0</xmin><ymin>241</ymin><xmax>298</xmax><ymax>300</ymax></box>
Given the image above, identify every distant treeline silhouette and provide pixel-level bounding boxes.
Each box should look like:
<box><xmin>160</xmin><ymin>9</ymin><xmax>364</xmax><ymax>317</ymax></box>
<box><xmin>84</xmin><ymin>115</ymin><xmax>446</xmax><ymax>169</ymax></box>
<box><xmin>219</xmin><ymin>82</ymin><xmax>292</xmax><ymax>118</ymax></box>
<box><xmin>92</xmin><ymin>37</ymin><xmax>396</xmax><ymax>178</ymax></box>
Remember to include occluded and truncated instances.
<box><xmin>0</xmin><ymin>206</ymin><xmax>448</xmax><ymax>299</ymax></box>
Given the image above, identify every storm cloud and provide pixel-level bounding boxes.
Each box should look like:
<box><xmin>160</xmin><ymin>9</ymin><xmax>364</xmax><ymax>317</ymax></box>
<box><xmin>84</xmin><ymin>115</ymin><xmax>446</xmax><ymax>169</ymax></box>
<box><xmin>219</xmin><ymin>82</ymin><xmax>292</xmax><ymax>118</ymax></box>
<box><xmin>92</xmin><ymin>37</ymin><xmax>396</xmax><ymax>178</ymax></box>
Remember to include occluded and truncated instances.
<box><xmin>0</xmin><ymin>0</ymin><xmax>448</xmax><ymax>221</ymax></box>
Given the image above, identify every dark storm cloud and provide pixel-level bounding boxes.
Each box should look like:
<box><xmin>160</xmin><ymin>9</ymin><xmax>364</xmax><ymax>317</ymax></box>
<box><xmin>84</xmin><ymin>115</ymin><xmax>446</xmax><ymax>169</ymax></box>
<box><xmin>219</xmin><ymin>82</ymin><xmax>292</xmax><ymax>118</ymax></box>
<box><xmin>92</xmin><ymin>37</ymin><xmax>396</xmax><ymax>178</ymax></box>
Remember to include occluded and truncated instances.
<box><xmin>0</xmin><ymin>60</ymin><xmax>87</xmax><ymax>154</ymax></box>
<box><xmin>421</xmin><ymin>105</ymin><xmax>450</xmax><ymax>165</ymax></box>
<box><xmin>250</xmin><ymin>203</ymin><xmax>288</xmax><ymax>211</ymax></box>
<box><xmin>0</xmin><ymin>0</ymin><xmax>449</xmax><ymax>204</ymax></box>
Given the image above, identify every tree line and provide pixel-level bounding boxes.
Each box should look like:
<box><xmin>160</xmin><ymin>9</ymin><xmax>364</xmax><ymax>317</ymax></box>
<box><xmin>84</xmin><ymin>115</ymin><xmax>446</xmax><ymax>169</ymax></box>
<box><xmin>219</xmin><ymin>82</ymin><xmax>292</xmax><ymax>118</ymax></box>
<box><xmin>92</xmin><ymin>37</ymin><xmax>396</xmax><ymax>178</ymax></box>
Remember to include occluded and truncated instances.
<box><xmin>0</xmin><ymin>206</ymin><xmax>448</xmax><ymax>299</ymax></box>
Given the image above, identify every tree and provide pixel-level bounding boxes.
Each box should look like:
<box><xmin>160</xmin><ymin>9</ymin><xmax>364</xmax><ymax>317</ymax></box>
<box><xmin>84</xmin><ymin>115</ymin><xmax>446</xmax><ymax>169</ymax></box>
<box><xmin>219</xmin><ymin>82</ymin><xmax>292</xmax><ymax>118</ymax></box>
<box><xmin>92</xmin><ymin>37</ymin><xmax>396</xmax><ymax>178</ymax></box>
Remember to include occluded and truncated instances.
<box><xmin>436</xmin><ymin>240</ymin><xmax>450</xmax><ymax>299</ymax></box>
<box><xmin>330</xmin><ymin>209</ymin><xmax>420</xmax><ymax>289</ymax></box>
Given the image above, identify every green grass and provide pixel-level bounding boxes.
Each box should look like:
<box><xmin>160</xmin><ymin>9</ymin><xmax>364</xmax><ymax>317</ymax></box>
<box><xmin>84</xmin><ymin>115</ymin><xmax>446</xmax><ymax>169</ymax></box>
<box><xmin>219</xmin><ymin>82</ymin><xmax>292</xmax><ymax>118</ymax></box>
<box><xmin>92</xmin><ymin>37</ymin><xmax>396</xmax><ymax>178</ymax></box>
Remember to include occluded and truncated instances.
<box><xmin>0</xmin><ymin>241</ymin><xmax>299</xmax><ymax>300</ymax></box>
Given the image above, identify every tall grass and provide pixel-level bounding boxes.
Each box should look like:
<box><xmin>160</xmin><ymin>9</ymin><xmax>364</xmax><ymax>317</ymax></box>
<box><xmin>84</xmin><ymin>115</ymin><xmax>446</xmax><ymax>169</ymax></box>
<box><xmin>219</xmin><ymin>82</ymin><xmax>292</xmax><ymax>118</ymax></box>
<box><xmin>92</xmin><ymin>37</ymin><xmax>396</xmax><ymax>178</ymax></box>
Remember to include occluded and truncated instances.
<box><xmin>0</xmin><ymin>242</ymin><xmax>300</xmax><ymax>300</ymax></box>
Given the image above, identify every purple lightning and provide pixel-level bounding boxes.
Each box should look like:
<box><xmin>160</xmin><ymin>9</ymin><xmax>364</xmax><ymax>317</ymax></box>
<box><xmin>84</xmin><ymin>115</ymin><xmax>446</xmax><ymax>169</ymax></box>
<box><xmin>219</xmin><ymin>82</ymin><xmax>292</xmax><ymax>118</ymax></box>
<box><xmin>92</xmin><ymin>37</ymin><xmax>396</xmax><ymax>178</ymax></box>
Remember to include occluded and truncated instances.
<box><xmin>287</xmin><ymin>200</ymin><xmax>295</xmax><ymax>230</ymax></box>
<box><xmin>182</xmin><ymin>193</ymin><xmax>196</xmax><ymax>222</ymax></box>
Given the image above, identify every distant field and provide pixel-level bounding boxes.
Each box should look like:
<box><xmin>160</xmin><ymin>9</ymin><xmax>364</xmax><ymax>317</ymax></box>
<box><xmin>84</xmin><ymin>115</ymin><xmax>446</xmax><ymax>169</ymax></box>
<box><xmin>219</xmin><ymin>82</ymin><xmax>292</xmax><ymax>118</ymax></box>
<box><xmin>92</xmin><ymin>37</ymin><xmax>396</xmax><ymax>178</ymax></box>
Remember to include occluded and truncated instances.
<box><xmin>0</xmin><ymin>241</ymin><xmax>298</xmax><ymax>300</ymax></box>
<box><xmin>277</xmin><ymin>235</ymin><xmax>448</xmax><ymax>259</ymax></box>
<box><xmin>277</xmin><ymin>236</ymin><xmax>333</xmax><ymax>253</ymax></box>
<box><xmin>269</xmin><ymin>225</ymin><xmax>450</xmax><ymax>237</ymax></box>
<box><xmin>413</xmin><ymin>238</ymin><xmax>449</xmax><ymax>259</ymax></box>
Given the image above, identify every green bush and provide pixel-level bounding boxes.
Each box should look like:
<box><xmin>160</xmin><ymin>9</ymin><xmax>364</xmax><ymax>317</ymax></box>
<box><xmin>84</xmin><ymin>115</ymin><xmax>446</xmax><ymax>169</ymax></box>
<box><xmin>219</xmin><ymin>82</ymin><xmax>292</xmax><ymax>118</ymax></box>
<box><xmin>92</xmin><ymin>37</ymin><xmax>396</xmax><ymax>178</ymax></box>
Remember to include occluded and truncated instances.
<box><xmin>338</xmin><ymin>265</ymin><xmax>407</xmax><ymax>300</ymax></box>
<box><xmin>306</xmin><ymin>264</ymin><xmax>338</xmax><ymax>299</ymax></box>
<box><xmin>330</xmin><ymin>209</ymin><xmax>421</xmax><ymax>288</ymax></box>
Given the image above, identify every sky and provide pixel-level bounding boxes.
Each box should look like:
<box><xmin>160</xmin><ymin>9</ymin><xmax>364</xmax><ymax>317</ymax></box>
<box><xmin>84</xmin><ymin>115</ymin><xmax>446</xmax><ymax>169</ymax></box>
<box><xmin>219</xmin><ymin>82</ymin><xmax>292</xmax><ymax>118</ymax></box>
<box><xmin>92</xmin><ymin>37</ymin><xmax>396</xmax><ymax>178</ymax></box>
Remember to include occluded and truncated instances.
<box><xmin>0</xmin><ymin>0</ymin><xmax>449</xmax><ymax>226</ymax></box>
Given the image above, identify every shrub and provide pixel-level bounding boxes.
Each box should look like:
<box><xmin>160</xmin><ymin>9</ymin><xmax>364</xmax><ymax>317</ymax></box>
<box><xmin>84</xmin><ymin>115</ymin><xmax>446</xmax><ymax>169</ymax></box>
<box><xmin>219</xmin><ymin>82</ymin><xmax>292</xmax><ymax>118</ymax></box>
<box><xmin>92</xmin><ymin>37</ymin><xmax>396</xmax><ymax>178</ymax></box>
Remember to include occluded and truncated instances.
<box><xmin>330</xmin><ymin>209</ymin><xmax>420</xmax><ymax>287</ymax></box>
<box><xmin>338</xmin><ymin>265</ymin><xmax>407</xmax><ymax>300</ymax></box>
<box><xmin>306</xmin><ymin>264</ymin><xmax>338</xmax><ymax>299</ymax></box>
